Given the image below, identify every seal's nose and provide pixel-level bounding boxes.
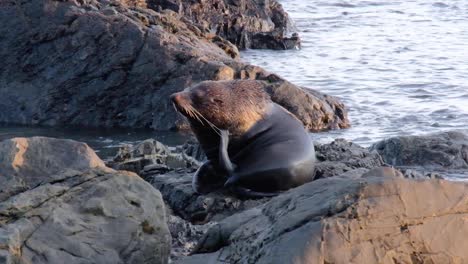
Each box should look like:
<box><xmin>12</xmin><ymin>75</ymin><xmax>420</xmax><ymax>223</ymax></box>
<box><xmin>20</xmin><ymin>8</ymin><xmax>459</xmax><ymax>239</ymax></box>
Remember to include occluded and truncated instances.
<box><xmin>170</xmin><ymin>93</ymin><xmax>180</xmax><ymax>103</ymax></box>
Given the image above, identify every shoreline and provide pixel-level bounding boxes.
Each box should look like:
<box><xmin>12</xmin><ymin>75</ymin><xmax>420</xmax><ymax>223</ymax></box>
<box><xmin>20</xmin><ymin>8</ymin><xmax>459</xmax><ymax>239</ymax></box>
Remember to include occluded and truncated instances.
<box><xmin>1</xmin><ymin>130</ymin><xmax>467</xmax><ymax>262</ymax></box>
<box><xmin>1</xmin><ymin>124</ymin><xmax>468</xmax><ymax>182</ymax></box>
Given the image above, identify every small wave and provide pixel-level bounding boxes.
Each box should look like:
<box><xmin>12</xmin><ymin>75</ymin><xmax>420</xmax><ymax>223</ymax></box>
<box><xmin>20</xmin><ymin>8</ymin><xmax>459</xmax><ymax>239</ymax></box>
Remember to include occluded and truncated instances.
<box><xmin>390</xmin><ymin>83</ymin><xmax>443</xmax><ymax>89</ymax></box>
<box><xmin>388</xmin><ymin>10</ymin><xmax>404</xmax><ymax>14</ymax></box>
<box><xmin>413</xmin><ymin>88</ymin><xmax>435</xmax><ymax>94</ymax></box>
<box><xmin>409</xmin><ymin>94</ymin><xmax>434</xmax><ymax>99</ymax></box>
<box><xmin>317</xmin><ymin>2</ymin><xmax>356</xmax><ymax>8</ymax></box>
<box><xmin>369</xmin><ymin>67</ymin><xmax>397</xmax><ymax>72</ymax></box>
<box><xmin>373</xmin><ymin>100</ymin><xmax>391</xmax><ymax>106</ymax></box>
<box><xmin>432</xmin><ymin>2</ymin><xmax>450</xmax><ymax>8</ymax></box>
<box><xmin>436</xmin><ymin>67</ymin><xmax>455</xmax><ymax>71</ymax></box>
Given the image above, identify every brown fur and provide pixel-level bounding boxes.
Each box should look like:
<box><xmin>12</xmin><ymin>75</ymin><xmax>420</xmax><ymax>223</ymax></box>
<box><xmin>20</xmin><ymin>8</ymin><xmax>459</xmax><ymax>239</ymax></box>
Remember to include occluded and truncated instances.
<box><xmin>172</xmin><ymin>80</ymin><xmax>270</xmax><ymax>136</ymax></box>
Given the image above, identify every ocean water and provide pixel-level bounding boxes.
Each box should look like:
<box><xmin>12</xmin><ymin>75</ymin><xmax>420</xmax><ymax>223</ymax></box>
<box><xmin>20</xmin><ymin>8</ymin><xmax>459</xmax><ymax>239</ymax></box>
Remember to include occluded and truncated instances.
<box><xmin>242</xmin><ymin>0</ymin><xmax>468</xmax><ymax>146</ymax></box>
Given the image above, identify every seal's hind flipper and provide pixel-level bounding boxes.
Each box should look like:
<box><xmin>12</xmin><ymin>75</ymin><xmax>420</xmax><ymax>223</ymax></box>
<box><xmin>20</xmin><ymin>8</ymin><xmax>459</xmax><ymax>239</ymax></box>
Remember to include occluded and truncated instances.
<box><xmin>230</xmin><ymin>186</ymin><xmax>280</xmax><ymax>199</ymax></box>
<box><xmin>223</xmin><ymin>175</ymin><xmax>239</xmax><ymax>188</ymax></box>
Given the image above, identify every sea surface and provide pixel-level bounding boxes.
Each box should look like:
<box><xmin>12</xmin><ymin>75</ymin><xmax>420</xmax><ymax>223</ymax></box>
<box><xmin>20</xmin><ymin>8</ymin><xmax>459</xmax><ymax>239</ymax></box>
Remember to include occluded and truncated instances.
<box><xmin>243</xmin><ymin>0</ymin><xmax>468</xmax><ymax>146</ymax></box>
<box><xmin>1</xmin><ymin>0</ymin><xmax>467</xmax><ymax>179</ymax></box>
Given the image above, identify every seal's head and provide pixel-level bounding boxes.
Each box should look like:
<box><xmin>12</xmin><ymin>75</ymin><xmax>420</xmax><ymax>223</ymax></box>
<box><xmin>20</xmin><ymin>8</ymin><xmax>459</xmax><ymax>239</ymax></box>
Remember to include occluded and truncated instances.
<box><xmin>171</xmin><ymin>80</ymin><xmax>270</xmax><ymax>136</ymax></box>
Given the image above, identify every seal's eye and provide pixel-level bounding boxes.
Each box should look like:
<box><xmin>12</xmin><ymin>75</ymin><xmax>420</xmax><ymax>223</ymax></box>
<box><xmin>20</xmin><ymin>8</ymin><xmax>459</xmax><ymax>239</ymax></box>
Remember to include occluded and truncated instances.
<box><xmin>210</xmin><ymin>98</ymin><xmax>223</xmax><ymax>104</ymax></box>
<box><xmin>195</xmin><ymin>90</ymin><xmax>204</xmax><ymax>98</ymax></box>
<box><xmin>191</xmin><ymin>90</ymin><xmax>205</xmax><ymax>102</ymax></box>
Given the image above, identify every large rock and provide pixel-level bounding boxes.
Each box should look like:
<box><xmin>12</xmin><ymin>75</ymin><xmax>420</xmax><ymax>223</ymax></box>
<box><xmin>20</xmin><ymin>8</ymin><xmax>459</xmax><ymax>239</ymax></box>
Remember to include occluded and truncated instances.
<box><xmin>314</xmin><ymin>139</ymin><xmax>384</xmax><ymax>179</ymax></box>
<box><xmin>0</xmin><ymin>137</ymin><xmax>171</xmax><ymax>264</ymax></box>
<box><xmin>180</xmin><ymin>175</ymin><xmax>468</xmax><ymax>264</ymax></box>
<box><xmin>148</xmin><ymin>0</ymin><xmax>299</xmax><ymax>50</ymax></box>
<box><xmin>0</xmin><ymin>0</ymin><xmax>349</xmax><ymax>132</ymax></box>
<box><xmin>264</xmin><ymin>77</ymin><xmax>350</xmax><ymax>131</ymax></box>
<box><xmin>371</xmin><ymin>130</ymin><xmax>468</xmax><ymax>169</ymax></box>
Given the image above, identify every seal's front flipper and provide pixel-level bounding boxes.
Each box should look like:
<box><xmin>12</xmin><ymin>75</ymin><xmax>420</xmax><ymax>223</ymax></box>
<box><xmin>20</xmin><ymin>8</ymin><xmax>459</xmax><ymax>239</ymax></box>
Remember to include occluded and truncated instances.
<box><xmin>192</xmin><ymin>161</ymin><xmax>224</xmax><ymax>194</ymax></box>
<box><xmin>219</xmin><ymin>129</ymin><xmax>235</xmax><ymax>173</ymax></box>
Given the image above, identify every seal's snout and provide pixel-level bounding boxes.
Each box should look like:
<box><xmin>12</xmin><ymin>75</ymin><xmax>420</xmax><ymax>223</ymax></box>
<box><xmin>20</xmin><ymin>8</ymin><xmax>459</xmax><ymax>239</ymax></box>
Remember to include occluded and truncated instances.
<box><xmin>170</xmin><ymin>93</ymin><xmax>181</xmax><ymax>104</ymax></box>
<box><xmin>171</xmin><ymin>92</ymin><xmax>191</xmax><ymax>115</ymax></box>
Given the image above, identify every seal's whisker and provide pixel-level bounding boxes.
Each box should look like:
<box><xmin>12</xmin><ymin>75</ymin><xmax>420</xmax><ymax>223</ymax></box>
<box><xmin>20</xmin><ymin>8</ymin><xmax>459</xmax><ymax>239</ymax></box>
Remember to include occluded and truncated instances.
<box><xmin>191</xmin><ymin>107</ymin><xmax>221</xmax><ymax>136</ymax></box>
<box><xmin>187</xmin><ymin>105</ymin><xmax>201</xmax><ymax>122</ymax></box>
<box><xmin>192</xmin><ymin>107</ymin><xmax>219</xmax><ymax>129</ymax></box>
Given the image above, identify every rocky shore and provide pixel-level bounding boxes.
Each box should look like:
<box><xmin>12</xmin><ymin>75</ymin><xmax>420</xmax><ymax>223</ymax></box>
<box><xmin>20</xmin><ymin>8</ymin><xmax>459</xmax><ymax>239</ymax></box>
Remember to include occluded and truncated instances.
<box><xmin>1</xmin><ymin>131</ymin><xmax>467</xmax><ymax>263</ymax></box>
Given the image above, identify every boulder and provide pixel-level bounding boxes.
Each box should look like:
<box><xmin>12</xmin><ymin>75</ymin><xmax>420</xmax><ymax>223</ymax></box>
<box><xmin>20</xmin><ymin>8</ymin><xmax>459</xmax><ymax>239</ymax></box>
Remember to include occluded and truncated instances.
<box><xmin>0</xmin><ymin>0</ymin><xmax>349</xmax><ymax>132</ymax></box>
<box><xmin>0</xmin><ymin>137</ymin><xmax>171</xmax><ymax>264</ymax></box>
<box><xmin>148</xmin><ymin>0</ymin><xmax>299</xmax><ymax>50</ymax></box>
<box><xmin>371</xmin><ymin>130</ymin><xmax>468</xmax><ymax>169</ymax></box>
<box><xmin>314</xmin><ymin>139</ymin><xmax>384</xmax><ymax>179</ymax></box>
<box><xmin>181</xmin><ymin>176</ymin><xmax>468</xmax><ymax>264</ymax></box>
<box><xmin>264</xmin><ymin>77</ymin><xmax>350</xmax><ymax>131</ymax></box>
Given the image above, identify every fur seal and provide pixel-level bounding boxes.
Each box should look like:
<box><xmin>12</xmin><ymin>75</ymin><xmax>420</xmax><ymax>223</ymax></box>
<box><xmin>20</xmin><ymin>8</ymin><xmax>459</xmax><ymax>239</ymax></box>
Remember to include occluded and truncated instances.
<box><xmin>171</xmin><ymin>80</ymin><xmax>316</xmax><ymax>197</ymax></box>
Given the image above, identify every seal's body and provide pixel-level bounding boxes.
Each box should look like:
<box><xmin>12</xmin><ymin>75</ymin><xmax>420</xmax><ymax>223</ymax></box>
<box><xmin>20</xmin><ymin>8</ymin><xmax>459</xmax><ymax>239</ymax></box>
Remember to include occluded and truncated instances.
<box><xmin>171</xmin><ymin>80</ymin><xmax>316</xmax><ymax>197</ymax></box>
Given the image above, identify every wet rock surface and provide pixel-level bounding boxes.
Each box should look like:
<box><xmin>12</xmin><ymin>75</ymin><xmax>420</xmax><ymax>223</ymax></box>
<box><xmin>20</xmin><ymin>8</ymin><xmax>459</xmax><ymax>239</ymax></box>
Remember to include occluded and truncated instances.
<box><xmin>0</xmin><ymin>0</ymin><xmax>349</xmax><ymax>132</ymax></box>
<box><xmin>179</xmin><ymin>175</ymin><xmax>468</xmax><ymax>264</ymax></box>
<box><xmin>0</xmin><ymin>137</ymin><xmax>171</xmax><ymax>264</ymax></box>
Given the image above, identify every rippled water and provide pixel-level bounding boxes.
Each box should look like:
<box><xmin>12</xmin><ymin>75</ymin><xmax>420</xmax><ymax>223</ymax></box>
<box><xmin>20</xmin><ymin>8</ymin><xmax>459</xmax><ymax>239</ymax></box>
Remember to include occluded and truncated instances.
<box><xmin>242</xmin><ymin>0</ymin><xmax>468</xmax><ymax>146</ymax></box>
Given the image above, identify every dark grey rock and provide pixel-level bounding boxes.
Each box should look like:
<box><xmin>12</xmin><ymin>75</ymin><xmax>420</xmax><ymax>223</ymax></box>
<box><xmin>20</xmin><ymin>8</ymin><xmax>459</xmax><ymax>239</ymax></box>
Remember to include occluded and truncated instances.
<box><xmin>370</xmin><ymin>130</ymin><xmax>468</xmax><ymax>169</ymax></box>
<box><xmin>148</xmin><ymin>0</ymin><xmax>299</xmax><ymax>50</ymax></box>
<box><xmin>0</xmin><ymin>137</ymin><xmax>171</xmax><ymax>264</ymax></box>
<box><xmin>314</xmin><ymin>139</ymin><xmax>384</xmax><ymax>179</ymax></box>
